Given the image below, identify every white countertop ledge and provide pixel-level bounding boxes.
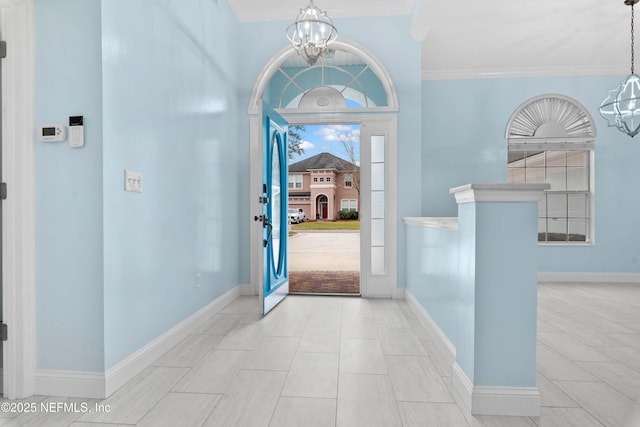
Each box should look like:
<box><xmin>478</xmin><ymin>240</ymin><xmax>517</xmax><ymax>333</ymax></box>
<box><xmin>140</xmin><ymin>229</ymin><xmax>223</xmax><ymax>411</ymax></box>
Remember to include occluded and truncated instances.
<box><xmin>450</xmin><ymin>183</ymin><xmax>550</xmax><ymax>204</ymax></box>
<box><xmin>403</xmin><ymin>217</ymin><xmax>459</xmax><ymax>230</ymax></box>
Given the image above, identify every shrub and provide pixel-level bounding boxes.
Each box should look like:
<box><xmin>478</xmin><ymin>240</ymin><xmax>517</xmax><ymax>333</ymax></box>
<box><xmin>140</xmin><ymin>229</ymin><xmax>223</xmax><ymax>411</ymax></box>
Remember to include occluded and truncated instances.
<box><xmin>338</xmin><ymin>210</ymin><xmax>359</xmax><ymax>220</ymax></box>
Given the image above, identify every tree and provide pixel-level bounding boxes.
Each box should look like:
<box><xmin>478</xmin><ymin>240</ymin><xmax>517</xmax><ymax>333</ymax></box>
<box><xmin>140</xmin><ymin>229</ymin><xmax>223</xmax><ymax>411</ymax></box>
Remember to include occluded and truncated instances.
<box><xmin>287</xmin><ymin>124</ymin><xmax>307</xmax><ymax>159</ymax></box>
<box><xmin>339</xmin><ymin>135</ymin><xmax>360</xmax><ymax>197</ymax></box>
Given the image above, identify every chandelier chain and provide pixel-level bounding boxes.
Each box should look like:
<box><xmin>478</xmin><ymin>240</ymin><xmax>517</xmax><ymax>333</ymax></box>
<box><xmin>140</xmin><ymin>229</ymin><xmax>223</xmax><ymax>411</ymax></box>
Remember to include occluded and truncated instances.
<box><xmin>633</xmin><ymin>3</ymin><xmax>636</xmax><ymax>74</ymax></box>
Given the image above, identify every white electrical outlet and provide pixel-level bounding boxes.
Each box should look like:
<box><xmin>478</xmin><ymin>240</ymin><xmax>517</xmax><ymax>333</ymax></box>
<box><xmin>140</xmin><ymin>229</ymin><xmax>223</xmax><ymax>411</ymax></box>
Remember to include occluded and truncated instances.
<box><xmin>124</xmin><ymin>169</ymin><xmax>143</xmax><ymax>193</ymax></box>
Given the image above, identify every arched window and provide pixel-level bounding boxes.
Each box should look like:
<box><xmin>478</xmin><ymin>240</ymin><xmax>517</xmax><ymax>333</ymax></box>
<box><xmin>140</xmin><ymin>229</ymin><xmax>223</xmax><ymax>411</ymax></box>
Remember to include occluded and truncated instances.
<box><xmin>506</xmin><ymin>95</ymin><xmax>595</xmax><ymax>243</ymax></box>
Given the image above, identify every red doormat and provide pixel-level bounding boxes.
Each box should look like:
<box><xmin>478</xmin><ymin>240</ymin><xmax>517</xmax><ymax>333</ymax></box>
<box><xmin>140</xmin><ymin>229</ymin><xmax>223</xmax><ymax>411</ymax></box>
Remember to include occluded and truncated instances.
<box><xmin>289</xmin><ymin>271</ymin><xmax>360</xmax><ymax>295</ymax></box>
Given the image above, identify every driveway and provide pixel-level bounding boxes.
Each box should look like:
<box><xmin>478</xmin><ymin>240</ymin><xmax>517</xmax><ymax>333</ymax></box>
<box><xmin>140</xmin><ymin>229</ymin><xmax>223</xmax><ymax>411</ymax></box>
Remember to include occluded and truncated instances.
<box><xmin>288</xmin><ymin>231</ymin><xmax>360</xmax><ymax>271</ymax></box>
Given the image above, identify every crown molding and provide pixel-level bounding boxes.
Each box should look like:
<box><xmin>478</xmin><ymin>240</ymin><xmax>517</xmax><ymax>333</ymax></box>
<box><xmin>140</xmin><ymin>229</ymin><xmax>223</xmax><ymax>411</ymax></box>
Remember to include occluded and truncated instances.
<box><xmin>422</xmin><ymin>65</ymin><xmax>628</xmax><ymax>81</ymax></box>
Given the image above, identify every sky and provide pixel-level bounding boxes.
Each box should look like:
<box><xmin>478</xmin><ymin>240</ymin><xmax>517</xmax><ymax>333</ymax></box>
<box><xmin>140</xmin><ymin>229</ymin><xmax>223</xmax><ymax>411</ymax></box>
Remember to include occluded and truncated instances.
<box><xmin>289</xmin><ymin>123</ymin><xmax>361</xmax><ymax>166</ymax></box>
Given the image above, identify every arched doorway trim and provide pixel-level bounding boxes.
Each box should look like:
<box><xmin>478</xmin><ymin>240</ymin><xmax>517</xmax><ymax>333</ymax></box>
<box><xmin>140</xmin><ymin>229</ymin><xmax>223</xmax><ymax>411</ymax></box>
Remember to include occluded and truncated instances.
<box><xmin>247</xmin><ymin>38</ymin><xmax>399</xmax><ymax>115</ymax></box>
<box><xmin>316</xmin><ymin>194</ymin><xmax>329</xmax><ymax>220</ymax></box>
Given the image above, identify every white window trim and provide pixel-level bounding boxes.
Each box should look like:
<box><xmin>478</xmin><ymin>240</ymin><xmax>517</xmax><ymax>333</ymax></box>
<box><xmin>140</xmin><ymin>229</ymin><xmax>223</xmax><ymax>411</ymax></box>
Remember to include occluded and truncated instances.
<box><xmin>505</xmin><ymin>94</ymin><xmax>596</xmax><ymax>246</ymax></box>
<box><xmin>344</xmin><ymin>174</ymin><xmax>353</xmax><ymax>188</ymax></box>
<box><xmin>341</xmin><ymin>199</ymin><xmax>358</xmax><ymax>211</ymax></box>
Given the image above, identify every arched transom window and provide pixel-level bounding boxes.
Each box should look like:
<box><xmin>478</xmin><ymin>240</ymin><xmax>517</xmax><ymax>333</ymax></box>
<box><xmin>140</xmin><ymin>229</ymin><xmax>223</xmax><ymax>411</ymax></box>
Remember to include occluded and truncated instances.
<box><xmin>264</xmin><ymin>47</ymin><xmax>389</xmax><ymax>111</ymax></box>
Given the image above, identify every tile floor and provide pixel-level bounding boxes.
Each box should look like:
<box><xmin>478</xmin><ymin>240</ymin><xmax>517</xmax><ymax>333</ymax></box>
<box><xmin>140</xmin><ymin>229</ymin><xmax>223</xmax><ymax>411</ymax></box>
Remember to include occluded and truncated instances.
<box><xmin>1</xmin><ymin>282</ymin><xmax>639</xmax><ymax>426</ymax></box>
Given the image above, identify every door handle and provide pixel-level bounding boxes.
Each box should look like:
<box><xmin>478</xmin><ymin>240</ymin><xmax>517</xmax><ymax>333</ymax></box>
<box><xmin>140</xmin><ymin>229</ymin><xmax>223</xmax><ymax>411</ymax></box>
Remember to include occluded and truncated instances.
<box><xmin>255</xmin><ymin>214</ymin><xmax>272</xmax><ymax>247</ymax></box>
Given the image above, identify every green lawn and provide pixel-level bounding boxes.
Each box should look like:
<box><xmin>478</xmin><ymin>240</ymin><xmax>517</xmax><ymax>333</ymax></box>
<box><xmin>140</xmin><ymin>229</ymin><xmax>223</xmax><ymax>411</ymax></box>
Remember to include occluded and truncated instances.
<box><xmin>291</xmin><ymin>221</ymin><xmax>360</xmax><ymax>231</ymax></box>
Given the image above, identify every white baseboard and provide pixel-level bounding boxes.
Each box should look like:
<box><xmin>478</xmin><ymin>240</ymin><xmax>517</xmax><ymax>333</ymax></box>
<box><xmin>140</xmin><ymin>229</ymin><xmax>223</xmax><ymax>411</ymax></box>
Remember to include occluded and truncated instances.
<box><xmin>405</xmin><ymin>290</ymin><xmax>456</xmax><ymax>362</ymax></box>
<box><xmin>538</xmin><ymin>272</ymin><xmax>640</xmax><ymax>283</ymax></box>
<box><xmin>34</xmin><ymin>370</ymin><xmax>105</xmax><ymax>399</ymax></box>
<box><xmin>105</xmin><ymin>284</ymin><xmax>241</xmax><ymax>396</ymax></box>
<box><xmin>452</xmin><ymin>362</ymin><xmax>540</xmax><ymax>417</ymax></box>
<box><xmin>33</xmin><ymin>285</ymin><xmax>242</xmax><ymax>399</ymax></box>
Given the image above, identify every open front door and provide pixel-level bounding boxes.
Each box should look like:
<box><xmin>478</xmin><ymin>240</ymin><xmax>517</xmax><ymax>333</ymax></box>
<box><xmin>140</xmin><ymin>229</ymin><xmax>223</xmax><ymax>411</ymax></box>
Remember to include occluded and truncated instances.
<box><xmin>260</xmin><ymin>102</ymin><xmax>289</xmax><ymax>314</ymax></box>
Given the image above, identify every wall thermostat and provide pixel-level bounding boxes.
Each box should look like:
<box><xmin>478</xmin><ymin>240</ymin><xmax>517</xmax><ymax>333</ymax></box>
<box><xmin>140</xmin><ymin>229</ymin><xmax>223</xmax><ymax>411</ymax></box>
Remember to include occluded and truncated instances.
<box><xmin>39</xmin><ymin>125</ymin><xmax>66</xmax><ymax>142</ymax></box>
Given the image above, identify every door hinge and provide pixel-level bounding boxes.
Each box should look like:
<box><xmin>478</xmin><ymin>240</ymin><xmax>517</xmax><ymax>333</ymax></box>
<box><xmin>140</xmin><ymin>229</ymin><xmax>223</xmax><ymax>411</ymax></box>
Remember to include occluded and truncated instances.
<box><xmin>258</xmin><ymin>196</ymin><xmax>269</xmax><ymax>204</ymax></box>
<box><xmin>1</xmin><ymin>182</ymin><xmax>7</xmax><ymax>200</ymax></box>
<box><xmin>0</xmin><ymin>322</ymin><xmax>7</xmax><ymax>341</ymax></box>
<box><xmin>0</xmin><ymin>41</ymin><xmax>6</xmax><ymax>59</ymax></box>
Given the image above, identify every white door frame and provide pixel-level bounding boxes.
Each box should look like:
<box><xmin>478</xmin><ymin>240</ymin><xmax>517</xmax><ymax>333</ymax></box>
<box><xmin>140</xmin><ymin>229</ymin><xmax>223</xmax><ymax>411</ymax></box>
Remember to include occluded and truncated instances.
<box><xmin>249</xmin><ymin>112</ymin><xmax>398</xmax><ymax>299</ymax></box>
<box><xmin>0</xmin><ymin>0</ymin><xmax>37</xmax><ymax>399</ymax></box>
<box><xmin>248</xmin><ymin>40</ymin><xmax>400</xmax><ymax>300</ymax></box>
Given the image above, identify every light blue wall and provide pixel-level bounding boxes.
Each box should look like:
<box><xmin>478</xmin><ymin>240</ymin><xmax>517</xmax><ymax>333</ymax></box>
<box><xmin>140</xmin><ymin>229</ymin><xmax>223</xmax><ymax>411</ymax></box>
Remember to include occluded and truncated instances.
<box><xmin>236</xmin><ymin>16</ymin><xmax>422</xmax><ymax>287</ymax></box>
<box><xmin>35</xmin><ymin>0</ymin><xmax>105</xmax><ymax>372</ymax></box>
<box><xmin>406</xmin><ymin>197</ymin><xmax>539</xmax><ymax>388</ymax></box>
<box><xmin>101</xmin><ymin>0</ymin><xmax>242</xmax><ymax>369</ymax></box>
<box><xmin>473</xmin><ymin>202</ymin><xmax>538</xmax><ymax>387</ymax></box>
<box><xmin>422</xmin><ymin>76</ymin><xmax>640</xmax><ymax>273</ymax></box>
<box><xmin>405</xmin><ymin>225</ymin><xmax>459</xmax><ymax>345</ymax></box>
<box><xmin>35</xmin><ymin>0</ymin><xmax>243</xmax><ymax>372</ymax></box>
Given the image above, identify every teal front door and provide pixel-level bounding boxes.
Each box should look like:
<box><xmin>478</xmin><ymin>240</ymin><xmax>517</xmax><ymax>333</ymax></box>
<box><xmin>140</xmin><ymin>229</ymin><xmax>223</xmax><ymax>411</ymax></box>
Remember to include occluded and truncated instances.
<box><xmin>261</xmin><ymin>102</ymin><xmax>289</xmax><ymax>314</ymax></box>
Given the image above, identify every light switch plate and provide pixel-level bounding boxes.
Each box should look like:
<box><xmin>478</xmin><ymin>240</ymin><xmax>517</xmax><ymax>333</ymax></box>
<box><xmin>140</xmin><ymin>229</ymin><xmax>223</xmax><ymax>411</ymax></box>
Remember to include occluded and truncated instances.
<box><xmin>124</xmin><ymin>169</ymin><xmax>143</xmax><ymax>193</ymax></box>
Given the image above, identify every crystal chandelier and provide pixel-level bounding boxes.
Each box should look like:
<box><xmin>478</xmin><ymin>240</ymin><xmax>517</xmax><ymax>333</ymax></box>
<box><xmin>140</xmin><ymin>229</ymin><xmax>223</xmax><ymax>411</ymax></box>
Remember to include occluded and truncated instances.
<box><xmin>286</xmin><ymin>0</ymin><xmax>337</xmax><ymax>66</ymax></box>
<box><xmin>600</xmin><ymin>0</ymin><xmax>640</xmax><ymax>137</ymax></box>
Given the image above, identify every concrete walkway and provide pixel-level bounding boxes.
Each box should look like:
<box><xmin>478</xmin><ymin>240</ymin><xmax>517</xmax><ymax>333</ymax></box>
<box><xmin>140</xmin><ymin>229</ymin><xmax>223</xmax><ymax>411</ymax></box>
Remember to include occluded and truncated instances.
<box><xmin>288</xmin><ymin>231</ymin><xmax>360</xmax><ymax>271</ymax></box>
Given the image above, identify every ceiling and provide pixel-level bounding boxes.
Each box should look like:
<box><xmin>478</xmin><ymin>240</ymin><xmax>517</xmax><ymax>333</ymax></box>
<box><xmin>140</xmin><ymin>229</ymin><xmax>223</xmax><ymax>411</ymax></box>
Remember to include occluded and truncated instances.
<box><xmin>228</xmin><ymin>0</ymin><xmax>635</xmax><ymax>80</ymax></box>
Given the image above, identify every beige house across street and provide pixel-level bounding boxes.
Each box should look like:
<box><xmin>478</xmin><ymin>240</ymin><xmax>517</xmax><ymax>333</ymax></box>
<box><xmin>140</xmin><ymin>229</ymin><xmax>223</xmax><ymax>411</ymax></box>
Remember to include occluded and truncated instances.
<box><xmin>288</xmin><ymin>152</ymin><xmax>360</xmax><ymax>221</ymax></box>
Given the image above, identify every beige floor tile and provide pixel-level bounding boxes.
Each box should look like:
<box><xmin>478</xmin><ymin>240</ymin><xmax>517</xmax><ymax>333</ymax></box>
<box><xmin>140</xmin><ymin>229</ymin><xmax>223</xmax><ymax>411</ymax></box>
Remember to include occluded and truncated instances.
<box><xmin>336</xmin><ymin>373</ymin><xmax>401</xmax><ymax>427</ymax></box>
<box><xmin>219</xmin><ymin>296</ymin><xmax>259</xmax><ymax>314</ymax></box>
<box><xmin>407</xmin><ymin>317</ymin><xmax>436</xmax><ymax>341</ymax></box>
<box><xmin>193</xmin><ymin>312</ymin><xmax>245</xmax><ymax>335</ymax></box>
<box><xmin>386</xmin><ymin>355</ymin><xmax>453</xmax><ymax>402</ymax></box>
<box><xmin>536</xmin><ymin>373</ymin><xmax>579</xmax><ymax>408</ymax></box>
<box><xmin>548</xmin><ymin>321</ymin><xmax>625</xmax><ymax>347</ymax></box>
<box><xmin>538</xmin><ymin>333</ymin><xmax>612</xmax><ymax>362</ymax></box>
<box><xmin>151</xmin><ymin>333</ymin><xmax>223</xmax><ymax>367</ymax></box>
<box><xmin>554</xmin><ymin>380</ymin><xmax>640</xmax><ymax>427</ymax></box>
<box><xmin>378</xmin><ymin>327</ymin><xmax>426</xmax><ymax>356</ymax></box>
<box><xmin>269</xmin><ymin>397</ymin><xmax>336</xmax><ymax>427</ymax></box>
<box><xmin>78</xmin><ymin>367</ymin><xmax>188</xmax><ymax>424</ymax></box>
<box><xmin>265</xmin><ymin>315</ymin><xmax>309</xmax><ymax>337</ymax></box>
<box><xmin>397</xmin><ymin>402</ymin><xmax>470</xmax><ymax>427</ymax></box>
<box><xmin>281</xmin><ymin>352</ymin><xmax>339</xmax><ymax>398</ymax></box>
<box><xmin>203</xmin><ymin>370</ymin><xmax>287</xmax><ymax>427</ymax></box>
<box><xmin>340</xmin><ymin>316</ymin><xmax>378</xmax><ymax>340</ymax></box>
<box><xmin>594</xmin><ymin>346</ymin><xmax>640</xmax><ymax>372</ymax></box>
<box><xmin>339</xmin><ymin>338</ymin><xmax>387</xmax><ymax>374</ymax></box>
<box><xmin>70</xmin><ymin>423</ymin><xmax>132</xmax><ymax>427</ymax></box>
<box><xmin>243</xmin><ymin>336</ymin><xmax>300</xmax><ymax>371</ymax></box>
<box><xmin>578</xmin><ymin>361</ymin><xmax>640</xmax><ymax>404</ymax></box>
<box><xmin>533</xmin><ymin>407</ymin><xmax>605</xmax><ymax>427</ymax></box>
<box><xmin>173</xmin><ymin>349</ymin><xmax>250</xmax><ymax>394</ymax></box>
<box><xmin>536</xmin><ymin>344</ymin><xmax>598</xmax><ymax>381</ymax></box>
<box><xmin>368</xmin><ymin>299</ymin><xmax>401</xmax><ymax>311</ymax></box>
<box><xmin>421</xmin><ymin>340</ymin><xmax>453</xmax><ymax>377</ymax></box>
<box><xmin>468</xmin><ymin>415</ymin><xmax>538</xmax><ymax>426</ymax></box>
<box><xmin>341</xmin><ymin>298</ymin><xmax>373</xmax><ymax>319</ymax></box>
<box><xmin>297</xmin><ymin>333</ymin><xmax>341</xmax><ymax>354</ymax></box>
<box><xmin>608</xmin><ymin>333</ymin><xmax>640</xmax><ymax>350</ymax></box>
<box><xmin>537</xmin><ymin>321</ymin><xmax>561</xmax><ymax>334</ymax></box>
<box><xmin>372</xmin><ymin>309</ymin><xmax>410</xmax><ymax>328</ymax></box>
<box><xmin>137</xmin><ymin>392</ymin><xmax>220</xmax><ymax>427</ymax></box>
<box><xmin>215</xmin><ymin>322</ymin><xmax>268</xmax><ymax>350</ymax></box>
